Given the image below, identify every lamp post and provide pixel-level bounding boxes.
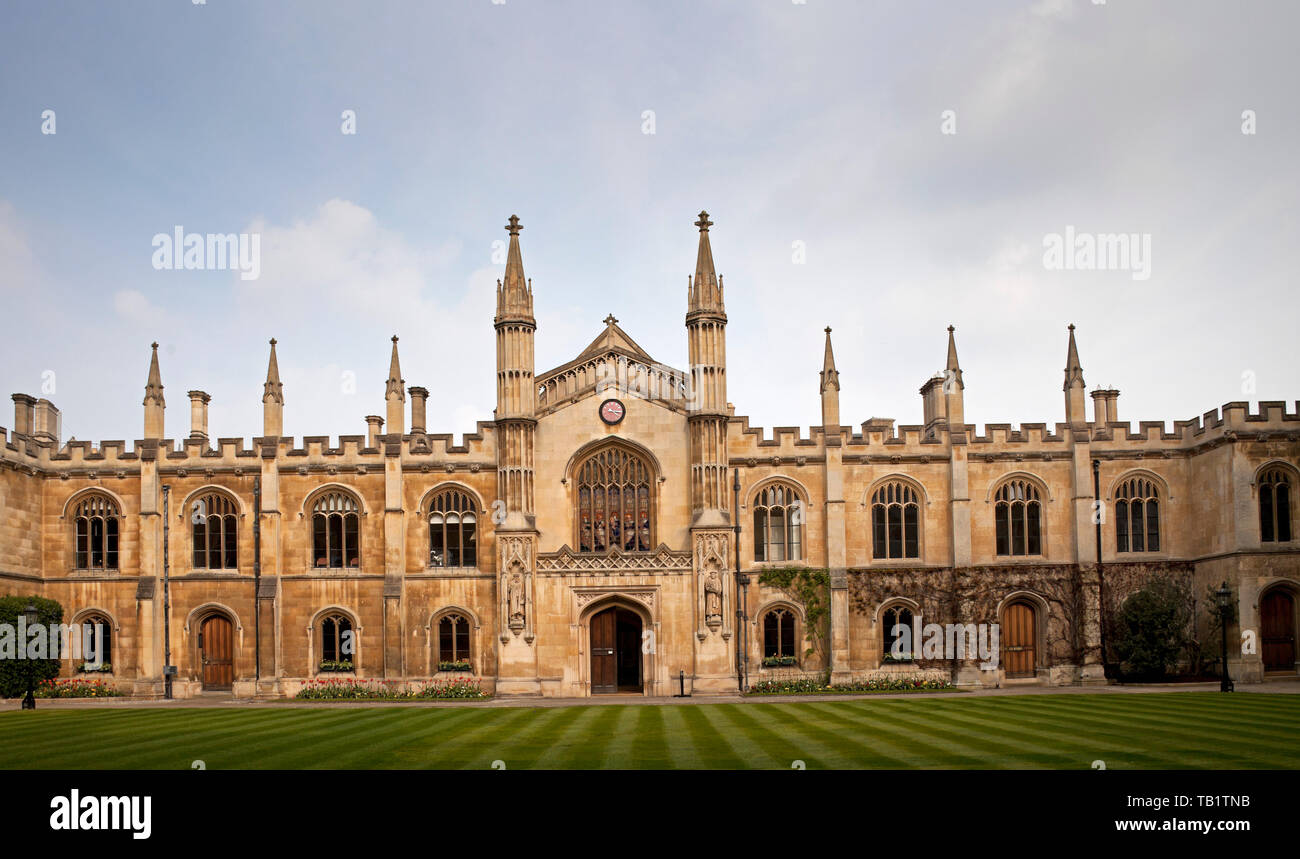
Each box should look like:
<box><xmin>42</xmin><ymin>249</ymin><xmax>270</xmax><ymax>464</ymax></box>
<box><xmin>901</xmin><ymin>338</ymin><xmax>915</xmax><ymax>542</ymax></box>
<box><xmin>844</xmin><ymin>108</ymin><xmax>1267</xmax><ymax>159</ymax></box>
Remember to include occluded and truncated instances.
<box><xmin>1216</xmin><ymin>581</ymin><xmax>1234</xmax><ymax>693</ymax></box>
<box><xmin>21</xmin><ymin>601</ymin><xmax>39</xmax><ymax>710</ymax></box>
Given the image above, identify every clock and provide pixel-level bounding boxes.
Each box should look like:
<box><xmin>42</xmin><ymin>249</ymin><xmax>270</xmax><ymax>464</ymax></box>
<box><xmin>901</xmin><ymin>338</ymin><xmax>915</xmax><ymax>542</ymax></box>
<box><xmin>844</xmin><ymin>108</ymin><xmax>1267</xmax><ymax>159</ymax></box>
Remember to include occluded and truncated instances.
<box><xmin>599</xmin><ymin>398</ymin><xmax>626</xmax><ymax>425</ymax></box>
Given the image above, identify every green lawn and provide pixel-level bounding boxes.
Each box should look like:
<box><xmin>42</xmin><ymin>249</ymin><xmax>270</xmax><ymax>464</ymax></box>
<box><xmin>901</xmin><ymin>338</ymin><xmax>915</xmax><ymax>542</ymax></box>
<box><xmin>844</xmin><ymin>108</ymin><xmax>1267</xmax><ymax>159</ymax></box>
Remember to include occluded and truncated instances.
<box><xmin>1</xmin><ymin>692</ymin><xmax>1297</xmax><ymax>769</ymax></box>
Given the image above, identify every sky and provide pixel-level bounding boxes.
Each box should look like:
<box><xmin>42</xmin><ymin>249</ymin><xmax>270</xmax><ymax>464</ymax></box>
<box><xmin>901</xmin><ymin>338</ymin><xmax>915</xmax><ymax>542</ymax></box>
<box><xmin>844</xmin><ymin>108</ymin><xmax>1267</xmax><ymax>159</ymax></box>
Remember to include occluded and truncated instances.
<box><xmin>1</xmin><ymin>0</ymin><xmax>1297</xmax><ymax>446</ymax></box>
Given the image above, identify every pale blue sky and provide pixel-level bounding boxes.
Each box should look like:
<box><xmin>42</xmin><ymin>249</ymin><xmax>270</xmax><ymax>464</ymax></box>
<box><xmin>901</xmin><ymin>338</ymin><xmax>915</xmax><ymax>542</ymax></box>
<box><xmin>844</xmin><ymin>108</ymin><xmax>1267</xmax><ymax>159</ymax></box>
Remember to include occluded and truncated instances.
<box><xmin>2</xmin><ymin>0</ymin><xmax>1297</xmax><ymax>444</ymax></box>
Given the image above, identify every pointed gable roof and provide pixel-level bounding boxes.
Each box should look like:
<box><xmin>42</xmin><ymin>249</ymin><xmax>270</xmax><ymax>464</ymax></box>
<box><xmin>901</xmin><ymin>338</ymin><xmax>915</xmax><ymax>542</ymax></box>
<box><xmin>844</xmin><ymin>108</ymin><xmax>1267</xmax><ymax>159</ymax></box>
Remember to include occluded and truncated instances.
<box><xmin>575</xmin><ymin>314</ymin><xmax>656</xmax><ymax>364</ymax></box>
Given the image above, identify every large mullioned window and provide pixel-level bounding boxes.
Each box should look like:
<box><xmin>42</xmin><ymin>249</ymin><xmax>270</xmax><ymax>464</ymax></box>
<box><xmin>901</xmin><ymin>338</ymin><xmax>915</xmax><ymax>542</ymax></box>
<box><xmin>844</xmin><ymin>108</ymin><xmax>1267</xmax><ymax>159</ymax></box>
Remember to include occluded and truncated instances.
<box><xmin>871</xmin><ymin>481</ymin><xmax>920</xmax><ymax>559</ymax></box>
<box><xmin>753</xmin><ymin>483</ymin><xmax>804</xmax><ymax>562</ymax></box>
<box><xmin>577</xmin><ymin>446</ymin><xmax>653</xmax><ymax>553</ymax></box>
<box><xmin>994</xmin><ymin>479</ymin><xmax>1042</xmax><ymax>557</ymax></box>
<box><xmin>312</xmin><ymin>492</ymin><xmax>360</xmax><ymax>569</ymax></box>
<box><xmin>1115</xmin><ymin>477</ymin><xmax>1160</xmax><ymax>553</ymax></box>
<box><xmin>73</xmin><ymin>494</ymin><xmax>120</xmax><ymax>570</ymax></box>
<box><xmin>428</xmin><ymin>489</ymin><xmax>478</xmax><ymax>568</ymax></box>
<box><xmin>192</xmin><ymin>492</ymin><xmax>238</xmax><ymax>569</ymax></box>
<box><xmin>1259</xmin><ymin>467</ymin><xmax>1293</xmax><ymax>543</ymax></box>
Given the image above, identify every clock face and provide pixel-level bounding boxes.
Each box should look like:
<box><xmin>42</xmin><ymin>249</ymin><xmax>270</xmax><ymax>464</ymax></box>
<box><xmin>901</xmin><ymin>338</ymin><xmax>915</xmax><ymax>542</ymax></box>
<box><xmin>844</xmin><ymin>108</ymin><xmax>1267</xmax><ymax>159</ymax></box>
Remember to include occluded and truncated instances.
<box><xmin>599</xmin><ymin>398</ymin><xmax>625</xmax><ymax>425</ymax></box>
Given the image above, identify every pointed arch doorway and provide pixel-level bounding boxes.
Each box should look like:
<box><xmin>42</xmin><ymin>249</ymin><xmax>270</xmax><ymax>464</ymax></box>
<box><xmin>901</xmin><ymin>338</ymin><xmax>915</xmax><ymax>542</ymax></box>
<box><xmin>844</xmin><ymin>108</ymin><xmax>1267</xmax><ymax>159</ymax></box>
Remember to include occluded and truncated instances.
<box><xmin>590</xmin><ymin>606</ymin><xmax>644</xmax><ymax>694</ymax></box>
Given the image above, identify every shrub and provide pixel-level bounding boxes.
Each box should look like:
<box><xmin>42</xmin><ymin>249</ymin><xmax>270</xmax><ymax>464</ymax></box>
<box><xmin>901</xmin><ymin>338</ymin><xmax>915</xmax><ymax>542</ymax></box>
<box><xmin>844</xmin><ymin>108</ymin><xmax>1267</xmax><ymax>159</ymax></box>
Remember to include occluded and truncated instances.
<box><xmin>1113</xmin><ymin>579</ymin><xmax>1192</xmax><ymax>680</ymax></box>
<box><xmin>0</xmin><ymin>595</ymin><xmax>64</xmax><ymax>698</ymax></box>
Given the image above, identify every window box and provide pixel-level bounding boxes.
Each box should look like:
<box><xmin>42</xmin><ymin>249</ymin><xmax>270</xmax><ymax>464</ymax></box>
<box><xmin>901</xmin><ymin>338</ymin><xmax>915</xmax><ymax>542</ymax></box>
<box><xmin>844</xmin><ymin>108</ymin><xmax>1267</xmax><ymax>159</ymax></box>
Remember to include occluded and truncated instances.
<box><xmin>762</xmin><ymin>656</ymin><xmax>798</xmax><ymax>667</ymax></box>
<box><xmin>319</xmin><ymin>659</ymin><xmax>355</xmax><ymax>673</ymax></box>
<box><xmin>77</xmin><ymin>662</ymin><xmax>113</xmax><ymax>674</ymax></box>
<box><xmin>882</xmin><ymin>653</ymin><xmax>915</xmax><ymax>664</ymax></box>
<box><xmin>437</xmin><ymin>660</ymin><xmax>472</xmax><ymax>672</ymax></box>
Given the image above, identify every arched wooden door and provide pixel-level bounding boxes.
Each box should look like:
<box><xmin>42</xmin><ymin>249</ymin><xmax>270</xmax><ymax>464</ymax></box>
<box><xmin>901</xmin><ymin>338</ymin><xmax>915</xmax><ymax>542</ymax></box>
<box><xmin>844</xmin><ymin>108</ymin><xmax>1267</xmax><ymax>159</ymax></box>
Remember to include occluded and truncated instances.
<box><xmin>1261</xmin><ymin>590</ymin><xmax>1296</xmax><ymax>673</ymax></box>
<box><xmin>1003</xmin><ymin>602</ymin><xmax>1036</xmax><ymax>678</ymax></box>
<box><xmin>199</xmin><ymin>614</ymin><xmax>234</xmax><ymax>690</ymax></box>
<box><xmin>590</xmin><ymin>606</ymin><xmax>643</xmax><ymax>694</ymax></box>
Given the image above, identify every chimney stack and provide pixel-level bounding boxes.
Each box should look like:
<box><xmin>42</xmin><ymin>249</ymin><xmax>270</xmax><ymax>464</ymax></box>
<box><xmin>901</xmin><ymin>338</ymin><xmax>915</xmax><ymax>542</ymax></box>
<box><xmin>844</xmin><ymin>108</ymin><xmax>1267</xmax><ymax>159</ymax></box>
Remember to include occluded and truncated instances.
<box><xmin>11</xmin><ymin>394</ymin><xmax>36</xmax><ymax>436</ymax></box>
<box><xmin>409</xmin><ymin>386</ymin><xmax>429</xmax><ymax>435</ymax></box>
<box><xmin>32</xmin><ymin>399</ymin><xmax>60</xmax><ymax>446</ymax></box>
<box><xmin>1091</xmin><ymin>388</ymin><xmax>1110</xmax><ymax>428</ymax></box>
<box><xmin>365</xmin><ymin>415</ymin><xmax>384</xmax><ymax>449</ymax></box>
<box><xmin>188</xmin><ymin>390</ymin><xmax>210</xmax><ymax>441</ymax></box>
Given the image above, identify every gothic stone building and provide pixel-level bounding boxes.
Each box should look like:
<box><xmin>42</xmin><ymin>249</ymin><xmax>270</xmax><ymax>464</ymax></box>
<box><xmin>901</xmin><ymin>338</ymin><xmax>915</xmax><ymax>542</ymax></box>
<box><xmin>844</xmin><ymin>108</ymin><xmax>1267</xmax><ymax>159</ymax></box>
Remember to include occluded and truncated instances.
<box><xmin>2</xmin><ymin>212</ymin><xmax>1298</xmax><ymax>697</ymax></box>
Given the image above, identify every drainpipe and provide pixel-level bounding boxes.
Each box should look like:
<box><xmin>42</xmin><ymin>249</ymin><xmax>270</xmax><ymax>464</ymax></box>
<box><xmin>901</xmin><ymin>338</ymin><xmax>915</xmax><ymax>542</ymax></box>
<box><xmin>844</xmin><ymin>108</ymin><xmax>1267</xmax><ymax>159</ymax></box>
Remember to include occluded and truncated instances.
<box><xmin>163</xmin><ymin>484</ymin><xmax>173</xmax><ymax>700</ymax></box>
<box><xmin>254</xmin><ymin>476</ymin><xmax>261</xmax><ymax>685</ymax></box>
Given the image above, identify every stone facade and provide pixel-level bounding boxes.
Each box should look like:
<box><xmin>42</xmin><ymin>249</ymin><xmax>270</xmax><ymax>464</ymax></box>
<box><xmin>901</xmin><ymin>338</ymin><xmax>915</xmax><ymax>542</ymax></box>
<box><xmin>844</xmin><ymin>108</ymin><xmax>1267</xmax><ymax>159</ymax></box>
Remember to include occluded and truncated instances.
<box><xmin>2</xmin><ymin>212</ymin><xmax>1299</xmax><ymax>697</ymax></box>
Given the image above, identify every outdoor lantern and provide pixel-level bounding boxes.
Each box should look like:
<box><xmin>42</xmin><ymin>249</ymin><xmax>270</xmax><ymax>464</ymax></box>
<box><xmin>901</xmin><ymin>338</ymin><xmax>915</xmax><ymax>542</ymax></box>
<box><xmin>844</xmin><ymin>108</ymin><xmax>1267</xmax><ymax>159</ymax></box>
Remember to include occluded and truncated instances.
<box><xmin>1216</xmin><ymin>581</ymin><xmax>1234</xmax><ymax>693</ymax></box>
<box><xmin>22</xmin><ymin>601</ymin><xmax>39</xmax><ymax>710</ymax></box>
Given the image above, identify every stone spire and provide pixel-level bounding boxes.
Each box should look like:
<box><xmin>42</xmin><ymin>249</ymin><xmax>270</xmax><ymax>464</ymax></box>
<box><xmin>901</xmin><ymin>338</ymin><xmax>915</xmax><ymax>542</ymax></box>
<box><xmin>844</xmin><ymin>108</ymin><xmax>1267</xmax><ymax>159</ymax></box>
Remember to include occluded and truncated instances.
<box><xmin>494</xmin><ymin>214</ymin><xmax>538</xmax><ymax>531</ymax></box>
<box><xmin>1063</xmin><ymin>323</ymin><xmax>1087</xmax><ymax>424</ymax></box>
<box><xmin>688</xmin><ymin>210</ymin><xmax>724</xmax><ymax>314</ymax></box>
<box><xmin>263</xmin><ymin>338</ymin><xmax>284</xmax><ymax>437</ymax></box>
<box><xmin>143</xmin><ymin>342</ymin><xmax>165</xmax><ymax>439</ymax></box>
<box><xmin>385</xmin><ymin>335</ymin><xmax>405</xmax><ymax>435</ymax></box>
<box><xmin>496</xmin><ymin>214</ymin><xmax>534</xmax><ymax>322</ymax></box>
<box><xmin>944</xmin><ymin>325</ymin><xmax>965</xmax><ymax>429</ymax></box>
<box><xmin>820</xmin><ymin>327</ymin><xmax>840</xmax><ymax>430</ymax></box>
<box><xmin>684</xmin><ymin>210</ymin><xmax>729</xmax><ymax>527</ymax></box>
<box><xmin>819</xmin><ymin>326</ymin><xmax>840</xmax><ymax>393</ymax></box>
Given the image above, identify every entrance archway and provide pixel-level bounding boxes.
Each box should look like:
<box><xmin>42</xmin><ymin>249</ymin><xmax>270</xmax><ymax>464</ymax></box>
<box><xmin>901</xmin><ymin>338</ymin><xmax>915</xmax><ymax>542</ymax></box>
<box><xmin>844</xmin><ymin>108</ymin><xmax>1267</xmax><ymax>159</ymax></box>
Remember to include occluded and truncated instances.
<box><xmin>590</xmin><ymin>606</ymin><xmax>643</xmax><ymax>694</ymax></box>
<box><xmin>1261</xmin><ymin>589</ymin><xmax>1297</xmax><ymax>673</ymax></box>
<box><xmin>199</xmin><ymin>614</ymin><xmax>234</xmax><ymax>690</ymax></box>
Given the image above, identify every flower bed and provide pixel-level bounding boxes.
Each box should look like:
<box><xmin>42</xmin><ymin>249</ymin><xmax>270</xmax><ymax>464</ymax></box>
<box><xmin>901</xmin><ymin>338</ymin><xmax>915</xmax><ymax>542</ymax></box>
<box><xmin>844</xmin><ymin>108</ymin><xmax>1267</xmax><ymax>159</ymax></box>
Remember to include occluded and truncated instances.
<box><xmin>34</xmin><ymin>678</ymin><xmax>124</xmax><ymax>698</ymax></box>
<box><xmin>294</xmin><ymin>677</ymin><xmax>490</xmax><ymax>700</ymax></box>
<box><xmin>747</xmin><ymin>672</ymin><xmax>956</xmax><ymax>696</ymax></box>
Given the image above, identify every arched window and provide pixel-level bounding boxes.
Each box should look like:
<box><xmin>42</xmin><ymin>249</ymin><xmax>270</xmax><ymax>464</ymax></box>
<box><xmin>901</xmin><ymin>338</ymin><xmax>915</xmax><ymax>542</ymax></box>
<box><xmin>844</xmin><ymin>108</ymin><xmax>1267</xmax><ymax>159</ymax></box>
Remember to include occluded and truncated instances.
<box><xmin>80</xmin><ymin>613</ymin><xmax>113</xmax><ymax>671</ymax></box>
<box><xmin>753</xmin><ymin>483</ymin><xmax>804</xmax><ymax>562</ymax></box>
<box><xmin>1260</xmin><ymin>467</ymin><xmax>1293</xmax><ymax>543</ymax></box>
<box><xmin>192</xmin><ymin>492</ymin><xmax>238</xmax><ymax>569</ymax></box>
<box><xmin>994</xmin><ymin>479</ymin><xmax>1042</xmax><ymax>557</ymax></box>
<box><xmin>73</xmin><ymin>494</ymin><xmax>120</xmax><ymax>570</ymax></box>
<box><xmin>762</xmin><ymin>608</ymin><xmax>797</xmax><ymax>661</ymax></box>
<box><xmin>320</xmin><ymin>613</ymin><xmax>354</xmax><ymax>668</ymax></box>
<box><xmin>437</xmin><ymin>613</ymin><xmax>472</xmax><ymax>669</ymax></box>
<box><xmin>576</xmin><ymin>446</ymin><xmax>653</xmax><ymax>553</ymax></box>
<box><xmin>428</xmin><ymin>489</ymin><xmax>478</xmax><ymax>568</ymax></box>
<box><xmin>881</xmin><ymin>604</ymin><xmax>914</xmax><ymax>660</ymax></box>
<box><xmin>871</xmin><ymin>481</ymin><xmax>920</xmax><ymax>559</ymax></box>
<box><xmin>1115</xmin><ymin>477</ymin><xmax>1160</xmax><ymax>552</ymax></box>
<box><xmin>311</xmin><ymin>492</ymin><xmax>360</xmax><ymax>569</ymax></box>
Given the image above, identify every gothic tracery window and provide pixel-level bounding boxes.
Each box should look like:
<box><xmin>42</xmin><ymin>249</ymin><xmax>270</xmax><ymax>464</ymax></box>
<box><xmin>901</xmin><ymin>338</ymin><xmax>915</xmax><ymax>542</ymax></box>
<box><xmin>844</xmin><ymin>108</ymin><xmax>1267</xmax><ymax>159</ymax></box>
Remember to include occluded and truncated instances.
<box><xmin>762</xmin><ymin>608</ymin><xmax>797</xmax><ymax>661</ymax></box>
<box><xmin>1259</xmin><ymin>467</ymin><xmax>1293</xmax><ymax>543</ymax></box>
<box><xmin>753</xmin><ymin>483</ymin><xmax>804</xmax><ymax>562</ymax></box>
<box><xmin>881</xmin><ymin>604</ymin><xmax>914</xmax><ymax>660</ymax></box>
<box><xmin>312</xmin><ymin>491</ymin><xmax>360</xmax><ymax>569</ymax></box>
<box><xmin>73</xmin><ymin>494</ymin><xmax>120</xmax><ymax>570</ymax></box>
<box><xmin>80</xmin><ymin>613</ymin><xmax>113</xmax><ymax>670</ymax></box>
<box><xmin>1115</xmin><ymin>476</ymin><xmax>1160</xmax><ymax>553</ymax></box>
<box><xmin>192</xmin><ymin>492</ymin><xmax>238</xmax><ymax>569</ymax></box>
<box><xmin>320</xmin><ymin>613</ymin><xmax>354</xmax><ymax>667</ymax></box>
<box><xmin>428</xmin><ymin>488</ymin><xmax>477</xmax><ymax>567</ymax></box>
<box><xmin>576</xmin><ymin>446</ymin><xmax>653</xmax><ymax>552</ymax></box>
<box><xmin>994</xmin><ymin>479</ymin><xmax>1042</xmax><ymax>557</ymax></box>
<box><xmin>437</xmin><ymin>613</ymin><xmax>472</xmax><ymax>668</ymax></box>
<box><xmin>871</xmin><ymin>481</ymin><xmax>920</xmax><ymax>559</ymax></box>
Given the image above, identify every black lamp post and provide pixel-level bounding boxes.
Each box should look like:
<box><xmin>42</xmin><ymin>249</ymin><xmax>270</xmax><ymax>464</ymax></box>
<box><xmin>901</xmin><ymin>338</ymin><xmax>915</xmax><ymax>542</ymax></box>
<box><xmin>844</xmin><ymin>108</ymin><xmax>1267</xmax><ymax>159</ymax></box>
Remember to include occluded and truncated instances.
<box><xmin>21</xmin><ymin>601</ymin><xmax>39</xmax><ymax>710</ymax></box>
<box><xmin>1216</xmin><ymin>581</ymin><xmax>1234</xmax><ymax>693</ymax></box>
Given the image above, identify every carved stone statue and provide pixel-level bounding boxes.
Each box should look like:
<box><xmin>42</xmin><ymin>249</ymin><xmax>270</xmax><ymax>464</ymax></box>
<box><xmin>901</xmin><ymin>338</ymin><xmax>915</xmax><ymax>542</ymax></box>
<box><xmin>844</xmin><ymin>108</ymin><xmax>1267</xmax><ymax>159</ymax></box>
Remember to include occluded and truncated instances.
<box><xmin>508</xmin><ymin>571</ymin><xmax>525</xmax><ymax>629</ymax></box>
<box><xmin>704</xmin><ymin>568</ymin><xmax>722</xmax><ymax>623</ymax></box>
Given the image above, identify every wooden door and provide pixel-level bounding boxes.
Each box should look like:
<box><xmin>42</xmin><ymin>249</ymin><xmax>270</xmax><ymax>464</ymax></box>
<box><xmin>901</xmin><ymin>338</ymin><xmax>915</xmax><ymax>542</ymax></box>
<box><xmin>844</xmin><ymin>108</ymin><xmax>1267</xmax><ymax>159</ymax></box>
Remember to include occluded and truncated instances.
<box><xmin>615</xmin><ymin>609</ymin><xmax>643</xmax><ymax>690</ymax></box>
<box><xmin>590</xmin><ymin>608</ymin><xmax>617</xmax><ymax>693</ymax></box>
<box><xmin>1261</xmin><ymin>590</ymin><xmax>1296</xmax><ymax>672</ymax></box>
<box><xmin>1003</xmin><ymin>602</ymin><xmax>1036</xmax><ymax>678</ymax></box>
<box><xmin>200</xmin><ymin>615</ymin><xmax>233</xmax><ymax>689</ymax></box>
